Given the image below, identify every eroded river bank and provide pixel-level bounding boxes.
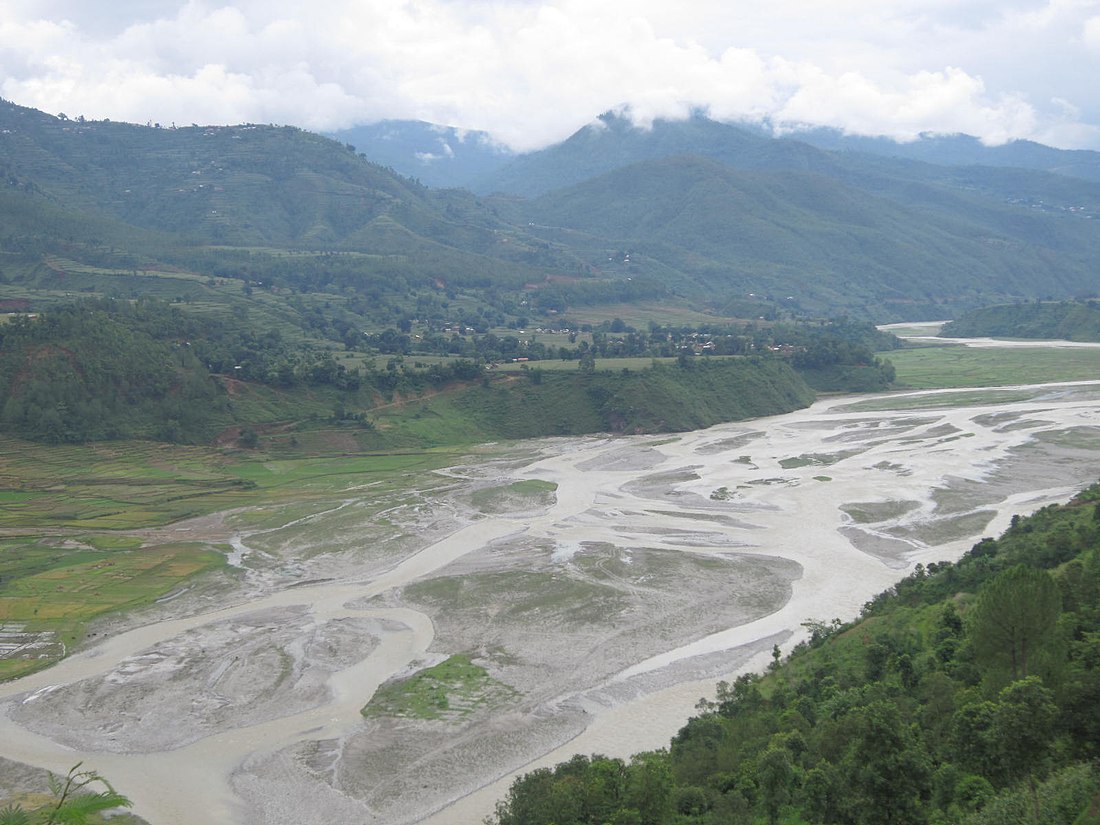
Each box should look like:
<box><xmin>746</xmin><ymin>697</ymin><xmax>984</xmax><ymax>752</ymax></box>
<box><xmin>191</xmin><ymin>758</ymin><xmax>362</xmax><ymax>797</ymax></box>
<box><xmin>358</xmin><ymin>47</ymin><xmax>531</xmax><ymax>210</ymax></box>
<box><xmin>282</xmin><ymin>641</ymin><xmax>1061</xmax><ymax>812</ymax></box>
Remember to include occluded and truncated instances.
<box><xmin>3</xmin><ymin>376</ymin><xmax>1100</xmax><ymax>824</ymax></box>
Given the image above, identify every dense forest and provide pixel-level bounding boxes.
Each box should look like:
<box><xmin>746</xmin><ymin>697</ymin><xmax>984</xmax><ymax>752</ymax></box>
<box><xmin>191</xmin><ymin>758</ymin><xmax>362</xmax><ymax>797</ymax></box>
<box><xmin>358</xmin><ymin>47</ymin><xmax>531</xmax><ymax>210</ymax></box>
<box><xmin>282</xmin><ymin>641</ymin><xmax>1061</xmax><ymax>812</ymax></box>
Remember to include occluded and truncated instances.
<box><xmin>490</xmin><ymin>485</ymin><xmax>1100</xmax><ymax>825</ymax></box>
<box><xmin>0</xmin><ymin>301</ymin><xmax>228</xmax><ymax>443</ymax></box>
<box><xmin>942</xmin><ymin>301</ymin><xmax>1100</xmax><ymax>343</ymax></box>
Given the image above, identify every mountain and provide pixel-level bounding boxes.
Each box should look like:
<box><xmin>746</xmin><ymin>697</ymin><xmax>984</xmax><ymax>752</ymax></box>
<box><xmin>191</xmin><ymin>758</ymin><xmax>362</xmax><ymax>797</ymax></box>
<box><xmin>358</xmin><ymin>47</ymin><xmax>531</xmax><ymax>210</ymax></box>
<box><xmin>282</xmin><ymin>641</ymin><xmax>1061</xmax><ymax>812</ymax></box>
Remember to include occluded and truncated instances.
<box><xmin>473</xmin><ymin>111</ymin><xmax>832</xmax><ymax>197</ymax></box>
<box><xmin>2</xmin><ymin>98</ymin><xmax>1099</xmax><ymax>323</ymax></box>
<box><xmin>0</xmin><ymin>99</ymin><xmax>471</xmax><ymax>248</ymax></box>
<box><xmin>325</xmin><ymin>120</ymin><xmax>514</xmax><ymax>189</ymax></box>
<box><xmin>510</xmin><ymin>153</ymin><xmax>1100</xmax><ymax>318</ymax></box>
<box><xmin>0</xmin><ymin>98</ymin><xmax>588</xmax><ymax>296</ymax></box>
<box><xmin>790</xmin><ymin>127</ymin><xmax>1100</xmax><ymax>183</ymax></box>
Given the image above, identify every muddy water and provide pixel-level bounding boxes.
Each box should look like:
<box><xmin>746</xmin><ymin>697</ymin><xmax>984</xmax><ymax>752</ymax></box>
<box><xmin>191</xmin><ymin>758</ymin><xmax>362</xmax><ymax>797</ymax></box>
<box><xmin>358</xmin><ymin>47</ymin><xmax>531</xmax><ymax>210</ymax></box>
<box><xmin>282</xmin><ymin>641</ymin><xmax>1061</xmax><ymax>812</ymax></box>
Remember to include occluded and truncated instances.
<box><xmin>2</xmin><ymin>374</ymin><xmax>1100</xmax><ymax>824</ymax></box>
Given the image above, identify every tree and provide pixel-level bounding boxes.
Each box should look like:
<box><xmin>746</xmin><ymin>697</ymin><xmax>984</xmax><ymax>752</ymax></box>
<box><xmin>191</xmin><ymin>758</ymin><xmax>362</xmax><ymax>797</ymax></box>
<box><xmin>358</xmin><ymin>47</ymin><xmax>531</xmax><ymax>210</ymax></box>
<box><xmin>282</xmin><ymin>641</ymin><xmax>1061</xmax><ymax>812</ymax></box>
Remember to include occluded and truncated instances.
<box><xmin>802</xmin><ymin>763</ymin><xmax>841</xmax><ymax>824</ymax></box>
<box><xmin>625</xmin><ymin>752</ymin><xmax>673</xmax><ymax>825</ymax></box>
<box><xmin>757</xmin><ymin>744</ymin><xmax>795</xmax><ymax>825</ymax></box>
<box><xmin>839</xmin><ymin>701</ymin><xmax>931</xmax><ymax>825</ymax></box>
<box><xmin>966</xmin><ymin>564</ymin><xmax>1062</xmax><ymax>686</ymax></box>
<box><xmin>993</xmin><ymin>677</ymin><xmax>1058</xmax><ymax>819</ymax></box>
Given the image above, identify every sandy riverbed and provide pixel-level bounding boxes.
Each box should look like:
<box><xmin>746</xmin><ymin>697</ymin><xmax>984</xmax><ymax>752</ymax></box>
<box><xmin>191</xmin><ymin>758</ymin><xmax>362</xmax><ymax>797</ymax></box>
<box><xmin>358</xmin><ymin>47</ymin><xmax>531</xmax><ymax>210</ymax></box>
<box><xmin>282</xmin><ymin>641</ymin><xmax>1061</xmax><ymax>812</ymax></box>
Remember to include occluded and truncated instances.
<box><xmin>2</xmin><ymin>375</ymin><xmax>1100</xmax><ymax>825</ymax></box>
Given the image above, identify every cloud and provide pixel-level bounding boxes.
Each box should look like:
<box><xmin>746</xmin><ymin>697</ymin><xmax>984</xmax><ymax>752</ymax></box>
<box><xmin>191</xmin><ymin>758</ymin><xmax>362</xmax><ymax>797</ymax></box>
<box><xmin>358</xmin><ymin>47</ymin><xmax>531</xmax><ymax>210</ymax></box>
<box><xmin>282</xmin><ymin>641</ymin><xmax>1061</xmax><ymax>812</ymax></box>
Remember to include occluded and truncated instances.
<box><xmin>1</xmin><ymin>0</ymin><xmax>1098</xmax><ymax>150</ymax></box>
<box><xmin>774</xmin><ymin>65</ymin><xmax>1038</xmax><ymax>145</ymax></box>
<box><xmin>1084</xmin><ymin>13</ymin><xmax>1100</xmax><ymax>48</ymax></box>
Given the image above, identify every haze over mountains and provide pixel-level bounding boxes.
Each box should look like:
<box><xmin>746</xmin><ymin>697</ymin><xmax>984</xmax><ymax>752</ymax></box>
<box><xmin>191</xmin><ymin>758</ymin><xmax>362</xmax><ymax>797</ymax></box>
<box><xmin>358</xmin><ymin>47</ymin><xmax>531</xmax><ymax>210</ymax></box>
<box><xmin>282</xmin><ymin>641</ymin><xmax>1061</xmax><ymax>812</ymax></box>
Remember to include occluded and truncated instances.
<box><xmin>3</xmin><ymin>97</ymin><xmax>1099</xmax><ymax>322</ymax></box>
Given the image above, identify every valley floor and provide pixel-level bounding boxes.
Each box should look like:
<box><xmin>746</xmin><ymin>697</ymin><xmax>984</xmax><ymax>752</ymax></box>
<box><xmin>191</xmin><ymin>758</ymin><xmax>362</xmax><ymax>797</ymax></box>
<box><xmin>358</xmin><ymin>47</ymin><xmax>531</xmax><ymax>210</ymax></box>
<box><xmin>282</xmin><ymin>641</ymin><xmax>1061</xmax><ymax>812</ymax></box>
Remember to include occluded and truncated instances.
<box><xmin>2</xmin><ymin>356</ymin><xmax>1100</xmax><ymax>824</ymax></box>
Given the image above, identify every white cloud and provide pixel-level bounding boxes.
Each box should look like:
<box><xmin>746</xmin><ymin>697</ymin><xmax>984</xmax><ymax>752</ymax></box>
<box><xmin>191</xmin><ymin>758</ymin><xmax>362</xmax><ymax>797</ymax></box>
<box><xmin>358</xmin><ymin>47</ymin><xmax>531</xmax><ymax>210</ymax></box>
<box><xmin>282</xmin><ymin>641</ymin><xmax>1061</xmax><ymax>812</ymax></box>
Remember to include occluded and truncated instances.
<box><xmin>1</xmin><ymin>0</ymin><xmax>1098</xmax><ymax>150</ymax></box>
<box><xmin>1084</xmin><ymin>14</ymin><xmax>1100</xmax><ymax>47</ymax></box>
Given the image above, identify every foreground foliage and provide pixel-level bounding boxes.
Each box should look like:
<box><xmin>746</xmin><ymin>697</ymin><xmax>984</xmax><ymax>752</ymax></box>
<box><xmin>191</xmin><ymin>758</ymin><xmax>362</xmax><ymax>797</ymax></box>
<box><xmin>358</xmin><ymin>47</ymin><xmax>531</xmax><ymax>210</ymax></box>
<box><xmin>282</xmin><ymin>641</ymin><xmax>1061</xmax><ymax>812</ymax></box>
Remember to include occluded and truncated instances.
<box><xmin>490</xmin><ymin>485</ymin><xmax>1100</xmax><ymax>824</ymax></box>
<box><xmin>0</xmin><ymin>763</ymin><xmax>131</xmax><ymax>825</ymax></box>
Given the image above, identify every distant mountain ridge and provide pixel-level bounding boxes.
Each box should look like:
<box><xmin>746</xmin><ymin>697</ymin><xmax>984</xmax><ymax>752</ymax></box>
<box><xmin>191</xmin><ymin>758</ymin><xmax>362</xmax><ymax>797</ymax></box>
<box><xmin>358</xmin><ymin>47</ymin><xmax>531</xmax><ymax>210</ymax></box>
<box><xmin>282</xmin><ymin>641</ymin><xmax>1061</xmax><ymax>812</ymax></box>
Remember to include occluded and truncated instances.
<box><xmin>325</xmin><ymin>120</ymin><xmax>515</xmax><ymax>189</ymax></box>
<box><xmin>2</xmin><ymin>97</ymin><xmax>1099</xmax><ymax>322</ymax></box>
<box><xmin>473</xmin><ymin>112</ymin><xmax>832</xmax><ymax>197</ymax></box>
<box><xmin>509</xmin><ymin>153</ymin><xmax>1100</xmax><ymax>318</ymax></box>
<box><xmin>333</xmin><ymin>110</ymin><xmax>1100</xmax><ymax>196</ymax></box>
<box><xmin>790</xmin><ymin>127</ymin><xmax>1100</xmax><ymax>182</ymax></box>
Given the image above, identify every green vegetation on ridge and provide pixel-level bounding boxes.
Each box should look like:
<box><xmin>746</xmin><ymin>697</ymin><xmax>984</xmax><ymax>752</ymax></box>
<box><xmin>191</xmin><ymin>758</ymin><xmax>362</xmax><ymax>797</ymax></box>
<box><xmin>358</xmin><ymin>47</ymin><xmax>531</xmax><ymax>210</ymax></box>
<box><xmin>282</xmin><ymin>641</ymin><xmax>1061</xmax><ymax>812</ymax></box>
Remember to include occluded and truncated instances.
<box><xmin>0</xmin><ymin>298</ymin><xmax>896</xmax><ymax>447</ymax></box>
<box><xmin>4</xmin><ymin>99</ymin><xmax>1100</xmax><ymax>324</ymax></box>
<box><xmin>942</xmin><ymin>300</ymin><xmax>1100</xmax><ymax>342</ymax></box>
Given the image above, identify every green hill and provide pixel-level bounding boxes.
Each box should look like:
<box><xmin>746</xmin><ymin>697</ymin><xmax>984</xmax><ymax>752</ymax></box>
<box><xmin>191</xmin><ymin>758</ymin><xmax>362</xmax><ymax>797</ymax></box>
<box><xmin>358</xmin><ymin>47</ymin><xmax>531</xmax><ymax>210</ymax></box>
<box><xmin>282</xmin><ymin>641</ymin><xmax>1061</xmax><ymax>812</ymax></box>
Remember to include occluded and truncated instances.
<box><xmin>942</xmin><ymin>300</ymin><xmax>1100</xmax><ymax>341</ymax></box>
<box><xmin>3</xmin><ymin>98</ymin><xmax>1100</xmax><ymax>328</ymax></box>
<box><xmin>515</xmin><ymin>154</ymin><xmax>1100</xmax><ymax>318</ymax></box>
<box><xmin>0</xmin><ymin>302</ymin><xmax>230</xmax><ymax>443</ymax></box>
<box><xmin>0</xmin><ymin>98</ymin><xmax>579</xmax><ymax>294</ymax></box>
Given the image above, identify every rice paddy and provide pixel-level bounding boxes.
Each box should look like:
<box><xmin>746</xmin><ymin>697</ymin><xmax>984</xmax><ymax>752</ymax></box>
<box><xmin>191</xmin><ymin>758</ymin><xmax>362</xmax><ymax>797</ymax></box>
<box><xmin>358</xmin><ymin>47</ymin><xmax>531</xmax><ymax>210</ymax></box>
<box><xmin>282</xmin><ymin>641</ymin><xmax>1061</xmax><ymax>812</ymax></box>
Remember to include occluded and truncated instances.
<box><xmin>0</xmin><ymin>435</ymin><xmax>464</xmax><ymax>680</ymax></box>
<box><xmin>0</xmin><ymin>539</ymin><xmax>224</xmax><ymax>680</ymax></box>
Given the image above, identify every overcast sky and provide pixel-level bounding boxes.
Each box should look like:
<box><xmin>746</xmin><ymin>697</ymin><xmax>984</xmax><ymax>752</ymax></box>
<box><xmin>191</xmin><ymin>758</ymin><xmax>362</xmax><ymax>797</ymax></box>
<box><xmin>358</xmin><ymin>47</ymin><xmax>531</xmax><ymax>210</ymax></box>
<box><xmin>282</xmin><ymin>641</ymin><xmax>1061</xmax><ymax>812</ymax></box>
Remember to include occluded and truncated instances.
<box><xmin>2</xmin><ymin>0</ymin><xmax>1099</xmax><ymax>151</ymax></box>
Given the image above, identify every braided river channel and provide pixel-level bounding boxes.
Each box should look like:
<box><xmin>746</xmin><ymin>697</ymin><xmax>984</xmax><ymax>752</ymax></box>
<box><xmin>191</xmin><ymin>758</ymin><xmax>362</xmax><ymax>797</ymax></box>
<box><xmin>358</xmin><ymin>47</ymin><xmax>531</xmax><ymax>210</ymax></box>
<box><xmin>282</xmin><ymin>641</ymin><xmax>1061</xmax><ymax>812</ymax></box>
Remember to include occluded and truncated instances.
<box><xmin>2</xmin><ymin>333</ymin><xmax>1100</xmax><ymax>824</ymax></box>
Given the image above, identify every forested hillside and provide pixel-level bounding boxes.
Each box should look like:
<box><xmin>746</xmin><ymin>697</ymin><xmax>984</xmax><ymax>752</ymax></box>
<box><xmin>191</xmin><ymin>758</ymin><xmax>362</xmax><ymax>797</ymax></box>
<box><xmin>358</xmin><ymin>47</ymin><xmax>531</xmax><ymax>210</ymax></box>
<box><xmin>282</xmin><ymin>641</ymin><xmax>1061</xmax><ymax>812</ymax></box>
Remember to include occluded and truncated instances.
<box><xmin>942</xmin><ymin>300</ymin><xmax>1100</xmax><ymax>342</ymax></box>
<box><xmin>506</xmin><ymin>143</ymin><xmax>1100</xmax><ymax>318</ymax></box>
<box><xmin>490</xmin><ymin>485</ymin><xmax>1100</xmax><ymax>825</ymax></box>
<box><xmin>0</xmin><ymin>302</ymin><xmax>229</xmax><ymax>443</ymax></box>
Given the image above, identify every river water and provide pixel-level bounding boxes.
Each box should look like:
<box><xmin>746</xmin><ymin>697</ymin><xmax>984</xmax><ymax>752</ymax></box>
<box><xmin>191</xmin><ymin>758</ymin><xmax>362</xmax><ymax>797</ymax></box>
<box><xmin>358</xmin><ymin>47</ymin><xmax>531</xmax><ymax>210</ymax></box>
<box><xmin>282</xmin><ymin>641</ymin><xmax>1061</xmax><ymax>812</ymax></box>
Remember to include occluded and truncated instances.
<box><xmin>2</xmin><ymin>339</ymin><xmax>1099</xmax><ymax>824</ymax></box>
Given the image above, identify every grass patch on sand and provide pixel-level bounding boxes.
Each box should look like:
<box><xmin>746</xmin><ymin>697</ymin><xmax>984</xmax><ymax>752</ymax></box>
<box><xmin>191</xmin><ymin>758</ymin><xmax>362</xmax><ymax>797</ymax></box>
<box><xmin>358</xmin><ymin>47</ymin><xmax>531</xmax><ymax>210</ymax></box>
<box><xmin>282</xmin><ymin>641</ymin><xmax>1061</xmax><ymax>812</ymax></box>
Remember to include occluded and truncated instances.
<box><xmin>1035</xmin><ymin>427</ymin><xmax>1100</xmax><ymax>451</ymax></box>
<box><xmin>469</xmin><ymin>479</ymin><xmax>558</xmax><ymax>513</ymax></box>
<box><xmin>361</xmin><ymin>653</ymin><xmax>517</xmax><ymax>721</ymax></box>
<box><xmin>779</xmin><ymin>450</ymin><xmax>861</xmax><ymax>469</ymax></box>
<box><xmin>841</xmin><ymin>500</ymin><xmax>922</xmax><ymax>524</ymax></box>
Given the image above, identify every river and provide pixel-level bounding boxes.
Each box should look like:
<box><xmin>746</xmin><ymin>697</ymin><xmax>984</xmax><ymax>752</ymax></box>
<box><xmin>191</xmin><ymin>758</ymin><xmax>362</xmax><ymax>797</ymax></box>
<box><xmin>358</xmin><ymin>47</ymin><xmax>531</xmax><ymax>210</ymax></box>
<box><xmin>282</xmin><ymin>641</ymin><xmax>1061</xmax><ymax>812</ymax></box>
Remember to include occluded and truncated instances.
<box><xmin>2</xmin><ymin>337</ymin><xmax>1099</xmax><ymax>824</ymax></box>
